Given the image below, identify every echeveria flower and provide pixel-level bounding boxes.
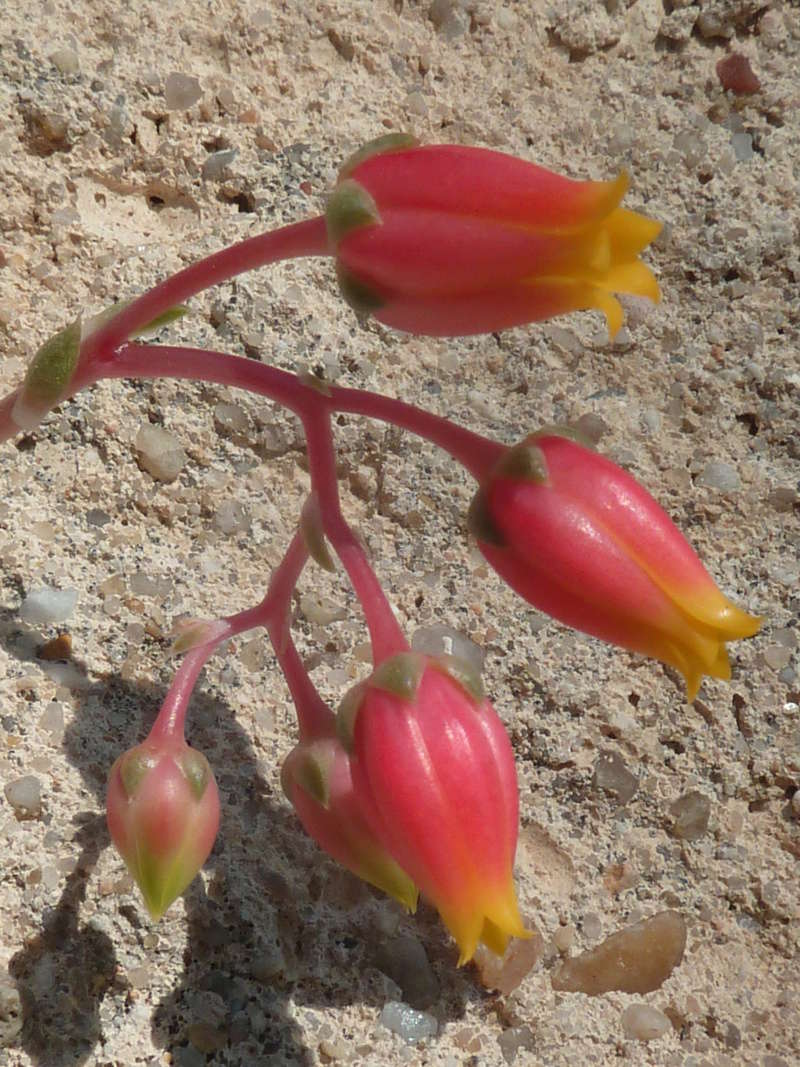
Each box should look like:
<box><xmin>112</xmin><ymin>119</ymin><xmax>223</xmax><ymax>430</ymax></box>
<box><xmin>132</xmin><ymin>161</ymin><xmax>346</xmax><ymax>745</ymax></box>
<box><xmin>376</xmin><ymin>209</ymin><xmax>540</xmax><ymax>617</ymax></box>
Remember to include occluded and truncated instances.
<box><xmin>469</xmin><ymin>431</ymin><xmax>761</xmax><ymax>699</ymax></box>
<box><xmin>338</xmin><ymin>651</ymin><xmax>529</xmax><ymax>964</ymax></box>
<box><xmin>326</xmin><ymin>135</ymin><xmax>661</xmax><ymax>338</ymax></box>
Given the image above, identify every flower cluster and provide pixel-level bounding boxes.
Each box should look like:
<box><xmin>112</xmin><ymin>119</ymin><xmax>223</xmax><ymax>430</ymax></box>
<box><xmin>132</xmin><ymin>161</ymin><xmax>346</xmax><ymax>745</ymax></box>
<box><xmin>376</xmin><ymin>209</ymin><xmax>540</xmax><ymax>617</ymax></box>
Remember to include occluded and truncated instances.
<box><xmin>1</xmin><ymin>136</ymin><xmax>759</xmax><ymax>971</ymax></box>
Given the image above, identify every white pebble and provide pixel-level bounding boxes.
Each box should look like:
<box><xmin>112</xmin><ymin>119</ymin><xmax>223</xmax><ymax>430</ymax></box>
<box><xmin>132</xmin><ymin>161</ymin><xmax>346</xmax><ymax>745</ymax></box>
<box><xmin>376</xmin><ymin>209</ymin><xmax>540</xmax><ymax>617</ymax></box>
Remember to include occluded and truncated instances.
<box><xmin>411</xmin><ymin>624</ymin><xmax>485</xmax><ymax>675</ymax></box>
<box><xmin>4</xmin><ymin>776</ymin><xmax>42</xmax><ymax>819</ymax></box>
<box><xmin>20</xmin><ymin>586</ymin><xmax>78</xmax><ymax>625</ymax></box>
<box><xmin>379</xmin><ymin>1001</ymin><xmax>438</xmax><ymax>1044</ymax></box>
<box><xmin>621</xmin><ymin>1004</ymin><xmax>671</xmax><ymax>1042</ymax></box>
<box><xmin>135</xmin><ymin>424</ymin><xmax>187</xmax><ymax>483</ymax></box>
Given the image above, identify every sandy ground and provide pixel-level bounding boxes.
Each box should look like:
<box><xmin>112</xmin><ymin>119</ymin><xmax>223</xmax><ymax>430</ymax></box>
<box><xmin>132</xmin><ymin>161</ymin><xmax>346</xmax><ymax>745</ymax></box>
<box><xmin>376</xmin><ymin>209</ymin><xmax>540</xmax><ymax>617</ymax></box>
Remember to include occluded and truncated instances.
<box><xmin>0</xmin><ymin>1</ymin><xmax>798</xmax><ymax>1065</ymax></box>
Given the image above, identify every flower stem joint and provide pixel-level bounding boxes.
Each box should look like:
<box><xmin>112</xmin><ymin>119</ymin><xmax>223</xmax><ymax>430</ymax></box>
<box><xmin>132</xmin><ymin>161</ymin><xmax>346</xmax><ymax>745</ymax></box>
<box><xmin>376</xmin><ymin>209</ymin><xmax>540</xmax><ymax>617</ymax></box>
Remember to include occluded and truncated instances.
<box><xmin>469</xmin><ymin>431</ymin><xmax>761</xmax><ymax>699</ymax></box>
<box><xmin>337</xmin><ymin>650</ymin><xmax>529</xmax><ymax>965</ymax></box>
<box><xmin>106</xmin><ymin>738</ymin><xmax>220</xmax><ymax>920</ymax></box>
<box><xmin>326</xmin><ymin>134</ymin><xmax>662</xmax><ymax>338</ymax></box>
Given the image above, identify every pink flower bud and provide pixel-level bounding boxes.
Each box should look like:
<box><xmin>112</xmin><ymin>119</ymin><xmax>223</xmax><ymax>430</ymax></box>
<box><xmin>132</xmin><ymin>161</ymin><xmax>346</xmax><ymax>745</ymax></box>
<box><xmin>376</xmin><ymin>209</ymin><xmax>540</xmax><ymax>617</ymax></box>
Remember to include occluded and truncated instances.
<box><xmin>469</xmin><ymin>432</ymin><xmax>761</xmax><ymax>699</ymax></box>
<box><xmin>326</xmin><ymin>136</ymin><xmax>661</xmax><ymax>339</ymax></box>
<box><xmin>338</xmin><ymin>652</ymin><xmax>529</xmax><ymax>964</ymax></box>
<box><xmin>106</xmin><ymin>738</ymin><xmax>220</xmax><ymax>919</ymax></box>
<box><xmin>281</xmin><ymin>735</ymin><xmax>417</xmax><ymax>911</ymax></box>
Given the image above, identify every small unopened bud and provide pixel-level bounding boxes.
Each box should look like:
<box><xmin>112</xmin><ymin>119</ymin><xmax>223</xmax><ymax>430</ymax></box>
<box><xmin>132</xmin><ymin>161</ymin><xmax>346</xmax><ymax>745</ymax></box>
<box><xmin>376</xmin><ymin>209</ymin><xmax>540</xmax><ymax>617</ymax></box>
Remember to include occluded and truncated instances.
<box><xmin>106</xmin><ymin>738</ymin><xmax>220</xmax><ymax>919</ymax></box>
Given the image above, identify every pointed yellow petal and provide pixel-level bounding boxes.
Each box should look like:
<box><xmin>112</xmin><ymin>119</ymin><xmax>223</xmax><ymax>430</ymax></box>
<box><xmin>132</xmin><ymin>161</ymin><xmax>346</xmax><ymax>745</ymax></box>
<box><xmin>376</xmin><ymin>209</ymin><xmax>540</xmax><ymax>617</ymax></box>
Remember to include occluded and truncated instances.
<box><xmin>605</xmin><ymin>207</ymin><xmax>663</xmax><ymax>258</ymax></box>
<box><xmin>602</xmin><ymin>260</ymin><xmax>661</xmax><ymax>304</ymax></box>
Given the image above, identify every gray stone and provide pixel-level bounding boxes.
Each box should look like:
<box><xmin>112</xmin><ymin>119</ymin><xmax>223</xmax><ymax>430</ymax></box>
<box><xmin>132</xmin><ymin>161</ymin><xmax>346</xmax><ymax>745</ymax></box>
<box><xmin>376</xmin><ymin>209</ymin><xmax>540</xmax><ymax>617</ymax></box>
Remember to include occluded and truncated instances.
<box><xmin>696</xmin><ymin>461</ymin><xmax>740</xmax><ymax>492</ymax></box>
<box><xmin>374</xmin><ymin>935</ymin><xmax>439</xmax><ymax>1010</ymax></box>
<box><xmin>4</xmin><ymin>775</ymin><xmax>42</xmax><ymax>819</ymax></box>
<box><xmin>164</xmin><ymin>72</ymin><xmax>202</xmax><ymax>110</ymax></box>
<box><xmin>592</xmin><ymin>750</ymin><xmax>638</xmax><ymax>806</ymax></box>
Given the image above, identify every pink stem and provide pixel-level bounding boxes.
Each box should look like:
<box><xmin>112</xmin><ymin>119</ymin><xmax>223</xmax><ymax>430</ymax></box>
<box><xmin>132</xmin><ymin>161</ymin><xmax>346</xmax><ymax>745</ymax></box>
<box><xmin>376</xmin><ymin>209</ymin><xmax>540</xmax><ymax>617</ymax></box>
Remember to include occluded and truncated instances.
<box><xmin>329</xmin><ymin>384</ymin><xmax>505</xmax><ymax>481</ymax></box>
<box><xmin>149</xmin><ymin>647</ymin><xmax>209</xmax><ymax>743</ymax></box>
<box><xmin>302</xmin><ymin>411</ymin><xmax>407</xmax><ymax>664</ymax></box>
<box><xmin>147</xmin><ymin>525</ymin><xmax>334</xmax><ymax>744</ymax></box>
<box><xmin>77</xmin><ymin>343</ymin><xmax>503</xmax><ymax>481</ymax></box>
<box><xmin>81</xmin><ymin>217</ymin><xmax>330</xmax><ymax>364</ymax></box>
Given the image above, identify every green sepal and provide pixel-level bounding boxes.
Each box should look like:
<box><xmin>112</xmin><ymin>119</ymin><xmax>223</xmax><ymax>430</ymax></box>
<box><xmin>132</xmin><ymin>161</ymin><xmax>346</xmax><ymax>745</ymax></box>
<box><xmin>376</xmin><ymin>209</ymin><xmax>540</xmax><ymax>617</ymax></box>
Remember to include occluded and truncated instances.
<box><xmin>283</xmin><ymin>745</ymin><xmax>333</xmax><ymax>809</ymax></box>
<box><xmin>180</xmin><ymin>748</ymin><xmax>211</xmax><ymax>801</ymax></box>
<box><xmin>529</xmin><ymin>424</ymin><xmax>593</xmax><ymax>450</ymax></box>
<box><xmin>13</xmin><ymin>317</ymin><xmax>82</xmax><ymax>430</ymax></box>
<box><xmin>85</xmin><ymin>299</ymin><xmax>189</xmax><ymax>340</ymax></box>
<box><xmin>369</xmin><ymin>652</ymin><xmax>426</xmax><ymax>703</ymax></box>
<box><xmin>335</xmin><ymin>265</ymin><xmax>385</xmax><ymax>316</ymax></box>
<box><xmin>494</xmin><ymin>443</ymin><xmax>548</xmax><ymax>483</ymax></box>
<box><xmin>336</xmin><ymin>682</ymin><xmax>367</xmax><ymax>752</ymax></box>
<box><xmin>298</xmin><ymin>369</ymin><xmax>332</xmax><ymax>398</ymax></box>
<box><xmin>326</xmin><ymin>179</ymin><xmax>381</xmax><ymax>247</ymax></box>
<box><xmin>300</xmin><ymin>497</ymin><xmax>336</xmax><ymax>573</ymax></box>
<box><xmin>466</xmin><ymin>488</ymin><xmax>505</xmax><ymax>546</ymax></box>
<box><xmin>119</xmin><ymin>748</ymin><xmax>158</xmax><ymax>798</ymax></box>
<box><xmin>430</xmin><ymin>653</ymin><xmax>485</xmax><ymax>705</ymax></box>
<box><xmin>339</xmin><ymin>132</ymin><xmax>419</xmax><ymax>180</ymax></box>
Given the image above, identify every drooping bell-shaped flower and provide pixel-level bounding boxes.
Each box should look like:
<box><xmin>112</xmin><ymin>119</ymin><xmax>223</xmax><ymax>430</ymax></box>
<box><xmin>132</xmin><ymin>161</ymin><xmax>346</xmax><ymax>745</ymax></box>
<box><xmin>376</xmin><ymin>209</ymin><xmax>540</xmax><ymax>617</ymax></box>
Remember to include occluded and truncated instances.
<box><xmin>106</xmin><ymin>737</ymin><xmax>220</xmax><ymax>919</ymax></box>
<box><xmin>469</xmin><ymin>430</ymin><xmax>761</xmax><ymax>699</ymax></box>
<box><xmin>281</xmin><ymin>734</ymin><xmax>418</xmax><ymax>911</ymax></box>
<box><xmin>326</xmin><ymin>134</ymin><xmax>661</xmax><ymax>339</ymax></box>
<box><xmin>338</xmin><ymin>651</ymin><xmax>529</xmax><ymax>964</ymax></box>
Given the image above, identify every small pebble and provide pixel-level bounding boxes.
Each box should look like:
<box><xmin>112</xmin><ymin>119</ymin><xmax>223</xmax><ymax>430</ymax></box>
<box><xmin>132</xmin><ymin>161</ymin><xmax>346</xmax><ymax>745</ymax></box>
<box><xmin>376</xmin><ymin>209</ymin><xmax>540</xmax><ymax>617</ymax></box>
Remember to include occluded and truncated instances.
<box><xmin>696</xmin><ymin>461</ymin><xmax>740</xmax><ymax>492</ymax></box>
<box><xmin>411</xmin><ymin>624</ymin><xmax>485</xmax><ymax>675</ymax></box>
<box><xmin>551</xmin><ymin>911</ymin><xmax>686</xmax><ymax>995</ymax></box>
<box><xmin>39</xmin><ymin>701</ymin><xmax>65</xmax><ymax>737</ymax></box>
<box><xmin>0</xmin><ymin>977</ymin><xmax>22</xmax><ymax>1047</ymax></box>
<box><xmin>497</xmin><ymin>1026</ymin><xmax>535</xmax><ymax>1064</ymax></box>
<box><xmin>213</xmin><ymin>499</ymin><xmax>251</xmax><ymax>536</ymax></box>
<box><xmin>49</xmin><ymin>47</ymin><xmax>80</xmax><ymax>74</ymax></box>
<box><xmin>379</xmin><ymin>1001</ymin><xmax>438</xmax><ymax>1044</ymax></box>
<box><xmin>473</xmin><ymin>927</ymin><xmax>544</xmax><ymax>994</ymax></box>
<box><xmin>592</xmin><ymin>750</ymin><xmax>638</xmax><ymax>806</ymax></box>
<box><xmin>716</xmin><ymin>53</ymin><xmax>760</xmax><ymax>95</ymax></box>
<box><xmin>164</xmin><ymin>72</ymin><xmax>202</xmax><ymax>110</ymax></box>
<box><xmin>731</xmin><ymin>132</ymin><xmax>754</xmax><ymax>163</ymax></box>
<box><xmin>299</xmin><ymin>594</ymin><xmax>347</xmax><ymax>625</ymax></box>
<box><xmin>374</xmin><ymin>935</ymin><xmax>439</xmax><ymax>1010</ymax></box>
<box><xmin>214</xmin><ymin>402</ymin><xmax>249</xmax><ymax>435</ymax></box>
<box><xmin>319</xmin><ymin>1038</ymin><xmax>349</xmax><ymax>1061</ymax></box>
<box><xmin>20</xmin><ymin>585</ymin><xmax>78</xmax><ymax>625</ymax></box>
<box><xmin>4</xmin><ymin>775</ymin><xmax>42</xmax><ymax>820</ymax></box>
<box><xmin>621</xmin><ymin>1004</ymin><xmax>671</xmax><ymax>1042</ymax></box>
<box><xmin>762</xmin><ymin>645</ymin><xmax>791</xmax><ymax>671</ymax></box>
<box><xmin>135</xmin><ymin>424</ymin><xmax>187</xmax><ymax>483</ymax></box>
<box><xmin>202</xmin><ymin>149</ymin><xmax>238</xmax><ymax>181</ymax></box>
<box><xmin>669</xmin><ymin>791</ymin><xmax>711</xmax><ymax>841</ymax></box>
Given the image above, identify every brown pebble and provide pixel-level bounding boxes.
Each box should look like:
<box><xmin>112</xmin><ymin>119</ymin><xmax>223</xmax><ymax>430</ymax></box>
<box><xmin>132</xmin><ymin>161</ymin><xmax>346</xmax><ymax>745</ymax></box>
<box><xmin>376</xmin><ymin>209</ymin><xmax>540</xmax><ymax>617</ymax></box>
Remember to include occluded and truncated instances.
<box><xmin>187</xmin><ymin>1022</ymin><xmax>228</xmax><ymax>1053</ymax></box>
<box><xmin>473</xmin><ymin>923</ymin><xmax>544</xmax><ymax>994</ymax></box>
<box><xmin>37</xmin><ymin>633</ymin><xmax>72</xmax><ymax>661</ymax></box>
<box><xmin>669</xmin><ymin>791</ymin><xmax>711</xmax><ymax>841</ymax></box>
<box><xmin>716</xmin><ymin>53</ymin><xmax>760</xmax><ymax>95</ymax></box>
<box><xmin>550</xmin><ymin>910</ymin><xmax>686</xmax><ymax>995</ymax></box>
